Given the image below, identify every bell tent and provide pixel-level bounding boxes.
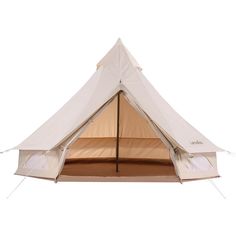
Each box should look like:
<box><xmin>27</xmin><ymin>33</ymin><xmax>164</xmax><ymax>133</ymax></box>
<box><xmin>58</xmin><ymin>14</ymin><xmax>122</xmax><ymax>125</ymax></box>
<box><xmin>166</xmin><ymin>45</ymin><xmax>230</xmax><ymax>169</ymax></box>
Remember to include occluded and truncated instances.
<box><xmin>14</xmin><ymin>39</ymin><xmax>222</xmax><ymax>182</ymax></box>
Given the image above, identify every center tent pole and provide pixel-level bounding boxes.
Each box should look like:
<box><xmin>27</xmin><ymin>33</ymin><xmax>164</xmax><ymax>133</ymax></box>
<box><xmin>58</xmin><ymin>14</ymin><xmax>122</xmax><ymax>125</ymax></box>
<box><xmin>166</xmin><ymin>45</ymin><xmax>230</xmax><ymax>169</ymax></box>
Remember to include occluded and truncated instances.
<box><xmin>116</xmin><ymin>91</ymin><xmax>121</xmax><ymax>172</ymax></box>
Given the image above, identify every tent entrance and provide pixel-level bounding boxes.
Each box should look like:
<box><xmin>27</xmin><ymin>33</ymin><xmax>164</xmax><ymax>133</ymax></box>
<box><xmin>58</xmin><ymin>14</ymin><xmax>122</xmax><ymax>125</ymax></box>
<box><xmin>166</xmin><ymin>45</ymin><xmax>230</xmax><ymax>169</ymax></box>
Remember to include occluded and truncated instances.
<box><xmin>59</xmin><ymin>91</ymin><xmax>178</xmax><ymax>181</ymax></box>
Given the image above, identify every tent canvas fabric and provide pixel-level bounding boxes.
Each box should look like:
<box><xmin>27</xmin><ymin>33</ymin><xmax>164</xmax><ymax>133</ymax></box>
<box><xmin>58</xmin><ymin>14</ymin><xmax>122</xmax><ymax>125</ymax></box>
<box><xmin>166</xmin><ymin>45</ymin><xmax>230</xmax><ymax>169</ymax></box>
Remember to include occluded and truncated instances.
<box><xmin>15</xmin><ymin>39</ymin><xmax>223</xmax><ymax>182</ymax></box>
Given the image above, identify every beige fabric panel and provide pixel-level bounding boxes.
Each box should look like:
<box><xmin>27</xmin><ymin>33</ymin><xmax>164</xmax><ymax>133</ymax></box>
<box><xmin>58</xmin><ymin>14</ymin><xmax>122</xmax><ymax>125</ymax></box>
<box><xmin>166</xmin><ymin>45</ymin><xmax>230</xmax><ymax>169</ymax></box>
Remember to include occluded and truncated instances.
<box><xmin>123</xmin><ymin>73</ymin><xmax>222</xmax><ymax>153</ymax></box>
<box><xmin>79</xmin><ymin>93</ymin><xmax>158</xmax><ymax>138</ymax></box>
<box><xmin>68</xmin><ymin>138</ymin><xmax>116</xmax><ymax>159</ymax></box>
<box><xmin>119</xmin><ymin>138</ymin><xmax>169</xmax><ymax>160</ymax></box>
<box><xmin>119</xmin><ymin>94</ymin><xmax>157</xmax><ymax>138</ymax></box>
<box><xmin>80</xmin><ymin>97</ymin><xmax>117</xmax><ymax>137</ymax></box>
<box><xmin>16</xmin><ymin>149</ymin><xmax>61</xmax><ymax>179</ymax></box>
<box><xmin>17</xmin><ymin>67</ymin><xmax>120</xmax><ymax>150</ymax></box>
<box><xmin>67</xmin><ymin>138</ymin><xmax>169</xmax><ymax>160</ymax></box>
<box><xmin>175</xmin><ymin>150</ymin><xmax>219</xmax><ymax>180</ymax></box>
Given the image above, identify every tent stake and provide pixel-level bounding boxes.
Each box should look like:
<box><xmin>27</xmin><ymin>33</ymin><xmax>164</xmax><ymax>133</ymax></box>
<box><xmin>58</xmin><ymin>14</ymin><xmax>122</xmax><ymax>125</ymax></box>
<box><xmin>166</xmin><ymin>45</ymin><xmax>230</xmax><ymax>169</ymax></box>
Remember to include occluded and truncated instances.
<box><xmin>116</xmin><ymin>91</ymin><xmax>121</xmax><ymax>172</ymax></box>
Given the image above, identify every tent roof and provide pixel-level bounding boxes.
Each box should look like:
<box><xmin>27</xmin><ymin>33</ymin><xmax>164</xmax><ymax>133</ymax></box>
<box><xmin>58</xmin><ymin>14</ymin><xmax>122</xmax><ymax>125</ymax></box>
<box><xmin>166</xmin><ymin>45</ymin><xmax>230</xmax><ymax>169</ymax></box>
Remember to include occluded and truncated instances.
<box><xmin>16</xmin><ymin>39</ymin><xmax>222</xmax><ymax>153</ymax></box>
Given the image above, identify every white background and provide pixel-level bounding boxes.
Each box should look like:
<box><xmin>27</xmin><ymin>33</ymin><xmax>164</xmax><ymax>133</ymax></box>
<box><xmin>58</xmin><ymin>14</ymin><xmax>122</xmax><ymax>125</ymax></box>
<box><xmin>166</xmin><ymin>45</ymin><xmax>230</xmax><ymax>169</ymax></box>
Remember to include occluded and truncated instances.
<box><xmin>0</xmin><ymin>1</ymin><xmax>236</xmax><ymax>235</ymax></box>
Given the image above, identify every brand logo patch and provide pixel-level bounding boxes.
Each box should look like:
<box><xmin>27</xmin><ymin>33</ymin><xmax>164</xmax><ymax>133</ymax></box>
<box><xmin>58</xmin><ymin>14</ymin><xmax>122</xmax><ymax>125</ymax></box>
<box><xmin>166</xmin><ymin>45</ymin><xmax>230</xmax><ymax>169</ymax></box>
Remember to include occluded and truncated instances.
<box><xmin>191</xmin><ymin>140</ymin><xmax>203</xmax><ymax>145</ymax></box>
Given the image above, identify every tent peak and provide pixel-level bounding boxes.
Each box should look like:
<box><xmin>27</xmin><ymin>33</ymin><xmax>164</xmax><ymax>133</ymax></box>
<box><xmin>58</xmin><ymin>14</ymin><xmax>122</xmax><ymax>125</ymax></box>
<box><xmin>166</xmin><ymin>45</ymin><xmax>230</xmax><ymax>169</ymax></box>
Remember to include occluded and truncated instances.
<box><xmin>97</xmin><ymin>39</ymin><xmax>142</xmax><ymax>71</ymax></box>
<box><xmin>116</xmin><ymin>37</ymin><xmax>122</xmax><ymax>43</ymax></box>
<box><xmin>115</xmin><ymin>38</ymin><xmax>124</xmax><ymax>46</ymax></box>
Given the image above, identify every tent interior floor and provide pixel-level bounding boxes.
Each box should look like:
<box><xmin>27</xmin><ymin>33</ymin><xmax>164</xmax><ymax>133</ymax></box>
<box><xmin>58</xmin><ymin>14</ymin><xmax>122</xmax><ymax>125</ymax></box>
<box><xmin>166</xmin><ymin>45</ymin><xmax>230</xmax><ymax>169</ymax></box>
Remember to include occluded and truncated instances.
<box><xmin>58</xmin><ymin>158</ymin><xmax>179</xmax><ymax>182</ymax></box>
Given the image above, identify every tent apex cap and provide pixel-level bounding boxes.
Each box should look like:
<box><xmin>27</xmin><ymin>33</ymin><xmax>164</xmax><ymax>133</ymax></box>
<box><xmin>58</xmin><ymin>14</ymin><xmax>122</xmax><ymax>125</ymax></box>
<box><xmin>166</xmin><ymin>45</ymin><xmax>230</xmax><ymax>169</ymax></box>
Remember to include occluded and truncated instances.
<box><xmin>97</xmin><ymin>38</ymin><xmax>142</xmax><ymax>70</ymax></box>
<box><xmin>116</xmin><ymin>38</ymin><xmax>123</xmax><ymax>44</ymax></box>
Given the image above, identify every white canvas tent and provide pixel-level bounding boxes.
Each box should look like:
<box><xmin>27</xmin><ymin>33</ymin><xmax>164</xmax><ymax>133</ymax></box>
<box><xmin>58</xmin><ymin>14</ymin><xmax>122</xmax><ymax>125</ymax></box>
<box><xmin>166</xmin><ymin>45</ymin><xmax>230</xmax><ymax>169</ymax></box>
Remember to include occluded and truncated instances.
<box><xmin>14</xmin><ymin>39</ymin><xmax>223</xmax><ymax>182</ymax></box>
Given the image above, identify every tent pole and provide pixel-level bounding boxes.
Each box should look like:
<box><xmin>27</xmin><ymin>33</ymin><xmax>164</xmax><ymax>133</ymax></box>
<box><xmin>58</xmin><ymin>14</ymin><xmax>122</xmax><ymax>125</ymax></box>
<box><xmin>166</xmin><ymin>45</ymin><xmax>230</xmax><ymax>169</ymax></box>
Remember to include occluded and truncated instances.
<box><xmin>116</xmin><ymin>91</ymin><xmax>121</xmax><ymax>172</ymax></box>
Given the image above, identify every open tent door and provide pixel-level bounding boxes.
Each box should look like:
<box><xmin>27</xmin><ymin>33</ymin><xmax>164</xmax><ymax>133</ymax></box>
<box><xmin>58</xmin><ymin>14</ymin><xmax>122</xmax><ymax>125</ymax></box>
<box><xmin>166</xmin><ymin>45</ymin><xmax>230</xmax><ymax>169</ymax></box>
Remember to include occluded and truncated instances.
<box><xmin>58</xmin><ymin>91</ymin><xmax>179</xmax><ymax>182</ymax></box>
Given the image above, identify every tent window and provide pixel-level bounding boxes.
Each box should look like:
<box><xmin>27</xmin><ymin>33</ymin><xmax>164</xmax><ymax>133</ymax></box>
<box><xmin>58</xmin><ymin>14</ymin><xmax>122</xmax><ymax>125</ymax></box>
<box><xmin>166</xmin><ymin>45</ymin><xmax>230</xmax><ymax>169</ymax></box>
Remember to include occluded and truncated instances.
<box><xmin>25</xmin><ymin>152</ymin><xmax>48</xmax><ymax>170</ymax></box>
<box><xmin>185</xmin><ymin>155</ymin><xmax>213</xmax><ymax>171</ymax></box>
